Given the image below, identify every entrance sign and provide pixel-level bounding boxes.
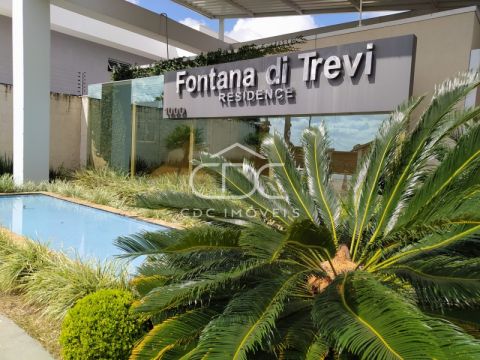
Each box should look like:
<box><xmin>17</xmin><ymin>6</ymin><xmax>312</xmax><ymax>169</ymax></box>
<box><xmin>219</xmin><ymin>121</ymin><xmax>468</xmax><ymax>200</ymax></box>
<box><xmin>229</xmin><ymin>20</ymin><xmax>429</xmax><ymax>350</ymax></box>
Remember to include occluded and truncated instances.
<box><xmin>164</xmin><ymin>35</ymin><xmax>416</xmax><ymax>118</ymax></box>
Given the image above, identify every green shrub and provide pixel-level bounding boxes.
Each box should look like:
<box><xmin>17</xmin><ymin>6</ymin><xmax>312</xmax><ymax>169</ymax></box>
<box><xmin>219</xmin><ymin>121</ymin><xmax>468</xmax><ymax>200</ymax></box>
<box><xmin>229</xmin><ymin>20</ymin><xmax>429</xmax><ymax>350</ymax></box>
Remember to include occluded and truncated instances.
<box><xmin>60</xmin><ymin>289</ymin><xmax>144</xmax><ymax>360</ymax></box>
<box><xmin>165</xmin><ymin>125</ymin><xmax>203</xmax><ymax>150</ymax></box>
<box><xmin>112</xmin><ymin>37</ymin><xmax>305</xmax><ymax>80</ymax></box>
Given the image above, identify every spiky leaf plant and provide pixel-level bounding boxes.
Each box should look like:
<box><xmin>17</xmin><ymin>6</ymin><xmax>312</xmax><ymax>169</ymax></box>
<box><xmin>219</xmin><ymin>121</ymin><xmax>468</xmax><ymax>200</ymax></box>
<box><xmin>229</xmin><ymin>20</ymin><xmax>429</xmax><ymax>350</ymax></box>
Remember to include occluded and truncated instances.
<box><xmin>116</xmin><ymin>73</ymin><xmax>480</xmax><ymax>359</ymax></box>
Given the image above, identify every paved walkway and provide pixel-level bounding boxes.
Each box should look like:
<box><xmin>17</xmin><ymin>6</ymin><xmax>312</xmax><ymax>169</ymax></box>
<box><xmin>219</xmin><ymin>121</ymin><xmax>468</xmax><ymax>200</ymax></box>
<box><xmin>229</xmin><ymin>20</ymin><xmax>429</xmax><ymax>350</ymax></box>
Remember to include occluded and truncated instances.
<box><xmin>0</xmin><ymin>314</ymin><xmax>53</xmax><ymax>360</ymax></box>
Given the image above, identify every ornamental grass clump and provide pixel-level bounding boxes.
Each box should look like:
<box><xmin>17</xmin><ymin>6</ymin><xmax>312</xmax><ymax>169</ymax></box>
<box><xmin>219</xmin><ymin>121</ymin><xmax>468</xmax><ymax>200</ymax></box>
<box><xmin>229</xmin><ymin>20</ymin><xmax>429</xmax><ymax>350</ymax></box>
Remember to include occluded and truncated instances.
<box><xmin>23</xmin><ymin>256</ymin><xmax>128</xmax><ymax>319</ymax></box>
<box><xmin>0</xmin><ymin>232</ymin><xmax>128</xmax><ymax>320</ymax></box>
<box><xmin>0</xmin><ymin>233</ymin><xmax>53</xmax><ymax>292</ymax></box>
<box><xmin>0</xmin><ymin>174</ymin><xmax>16</xmax><ymax>193</ymax></box>
<box><xmin>117</xmin><ymin>72</ymin><xmax>480</xmax><ymax>359</ymax></box>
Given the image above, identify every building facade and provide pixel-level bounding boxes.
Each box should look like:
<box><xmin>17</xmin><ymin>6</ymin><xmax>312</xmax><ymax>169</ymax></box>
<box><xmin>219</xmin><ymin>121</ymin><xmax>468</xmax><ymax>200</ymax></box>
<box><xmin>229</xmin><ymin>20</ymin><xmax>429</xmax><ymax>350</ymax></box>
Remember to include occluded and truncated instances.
<box><xmin>0</xmin><ymin>14</ymin><xmax>154</xmax><ymax>95</ymax></box>
<box><xmin>0</xmin><ymin>12</ymin><xmax>157</xmax><ymax>170</ymax></box>
<box><xmin>85</xmin><ymin>7</ymin><xmax>480</xmax><ymax>184</ymax></box>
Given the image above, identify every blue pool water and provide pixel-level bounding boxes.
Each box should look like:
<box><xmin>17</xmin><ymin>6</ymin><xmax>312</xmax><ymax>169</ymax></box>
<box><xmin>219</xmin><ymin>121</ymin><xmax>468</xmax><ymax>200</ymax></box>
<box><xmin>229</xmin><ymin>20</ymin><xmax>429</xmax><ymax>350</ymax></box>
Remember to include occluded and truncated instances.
<box><xmin>0</xmin><ymin>194</ymin><xmax>168</xmax><ymax>261</ymax></box>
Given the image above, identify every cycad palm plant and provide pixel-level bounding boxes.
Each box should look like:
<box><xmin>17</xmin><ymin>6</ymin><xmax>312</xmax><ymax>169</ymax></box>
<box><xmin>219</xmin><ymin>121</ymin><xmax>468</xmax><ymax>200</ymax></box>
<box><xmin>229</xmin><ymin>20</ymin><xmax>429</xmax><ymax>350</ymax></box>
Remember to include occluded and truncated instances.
<box><xmin>117</xmin><ymin>73</ymin><xmax>480</xmax><ymax>359</ymax></box>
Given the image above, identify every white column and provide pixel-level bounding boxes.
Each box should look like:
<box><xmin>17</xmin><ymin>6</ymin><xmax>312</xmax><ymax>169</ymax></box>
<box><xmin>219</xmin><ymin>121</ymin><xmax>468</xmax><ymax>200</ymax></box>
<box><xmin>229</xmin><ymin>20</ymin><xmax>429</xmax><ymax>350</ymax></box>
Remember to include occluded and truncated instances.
<box><xmin>465</xmin><ymin>49</ymin><xmax>480</xmax><ymax>109</ymax></box>
<box><xmin>218</xmin><ymin>18</ymin><xmax>225</xmax><ymax>41</ymax></box>
<box><xmin>12</xmin><ymin>0</ymin><xmax>51</xmax><ymax>184</ymax></box>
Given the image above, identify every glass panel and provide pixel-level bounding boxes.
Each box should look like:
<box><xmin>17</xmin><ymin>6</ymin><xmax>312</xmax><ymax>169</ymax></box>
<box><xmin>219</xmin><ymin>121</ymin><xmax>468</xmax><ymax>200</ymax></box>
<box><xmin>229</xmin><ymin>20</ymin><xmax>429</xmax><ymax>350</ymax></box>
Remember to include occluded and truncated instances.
<box><xmin>310</xmin><ymin>114</ymin><xmax>387</xmax><ymax>192</ymax></box>
<box><xmin>133</xmin><ymin>105</ymin><xmax>163</xmax><ymax>174</ymax></box>
<box><xmin>87</xmin><ymin>83</ymin><xmax>102</xmax><ymax>100</ymax></box>
<box><xmin>266</xmin><ymin>117</ymin><xmax>285</xmax><ymax>137</ymax></box>
<box><xmin>132</xmin><ymin>76</ymin><xmax>163</xmax><ymax>108</ymax></box>
<box><xmin>86</xmin><ymin>71</ymin><xmax>387</xmax><ymax>182</ymax></box>
<box><xmin>310</xmin><ymin>114</ymin><xmax>386</xmax><ymax>152</ymax></box>
<box><xmin>289</xmin><ymin>117</ymin><xmax>310</xmax><ymax>146</ymax></box>
<box><xmin>88</xmin><ymin>81</ymin><xmax>132</xmax><ymax>172</ymax></box>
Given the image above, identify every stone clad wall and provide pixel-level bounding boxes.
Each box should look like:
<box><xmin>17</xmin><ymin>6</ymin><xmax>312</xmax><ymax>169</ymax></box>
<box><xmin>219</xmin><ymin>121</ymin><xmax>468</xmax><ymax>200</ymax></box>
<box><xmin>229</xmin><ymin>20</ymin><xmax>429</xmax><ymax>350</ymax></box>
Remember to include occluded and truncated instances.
<box><xmin>0</xmin><ymin>83</ymin><xmax>82</xmax><ymax>170</ymax></box>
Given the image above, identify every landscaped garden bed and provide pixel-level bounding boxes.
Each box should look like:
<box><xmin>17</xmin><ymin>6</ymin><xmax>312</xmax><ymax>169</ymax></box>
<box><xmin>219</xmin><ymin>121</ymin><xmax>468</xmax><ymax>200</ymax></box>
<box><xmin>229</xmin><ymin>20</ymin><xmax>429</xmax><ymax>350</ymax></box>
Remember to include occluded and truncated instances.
<box><xmin>0</xmin><ymin>168</ymin><xmax>219</xmax><ymax>227</ymax></box>
<box><xmin>0</xmin><ymin>169</ymin><xmax>222</xmax><ymax>359</ymax></box>
<box><xmin>0</xmin><ymin>73</ymin><xmax>479</xmax><ymax>359</ymax></box>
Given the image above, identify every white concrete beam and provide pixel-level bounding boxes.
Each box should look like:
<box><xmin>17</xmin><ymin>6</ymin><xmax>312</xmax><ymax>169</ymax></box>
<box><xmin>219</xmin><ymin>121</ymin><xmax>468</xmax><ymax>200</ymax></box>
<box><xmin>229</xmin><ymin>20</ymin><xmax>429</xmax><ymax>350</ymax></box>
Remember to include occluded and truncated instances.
<box><xmin>348</xmin><ymin>0</ymin><xmax>361</xmax><ymax>11</ymax></box>
<box><xmin>218</xmin><ymin>18</ymin><xmax>225</xmax><ymax>41</ymax></box>
<box><xmin>279</xmin><ymin>0</ymin><xmax>304</xmax><ymax>14</ymax></box>
<box><xmin>12</xmin><ymin>0</ymin><xmax>51</xmax><ymax>184</ymax></box>
<box><xmin>0</xmin><ymin>0</ymin><xmax>179</xmax><ymax>60</ymax></box>
<box><xmin>51</xmin><ymin>0</ymin><xmax>229</xmax><ymax>53</ymax></box>
<box><xmin>221</xmin><ymin>0</ymin><xmax>255</xmax><ymax>17</ymax></box>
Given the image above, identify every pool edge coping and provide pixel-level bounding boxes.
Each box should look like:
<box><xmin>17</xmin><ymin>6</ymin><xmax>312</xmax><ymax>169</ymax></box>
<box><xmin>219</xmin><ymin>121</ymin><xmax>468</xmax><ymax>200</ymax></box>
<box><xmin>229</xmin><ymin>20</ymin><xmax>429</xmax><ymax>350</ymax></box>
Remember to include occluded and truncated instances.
<box><xmin>0</xmin><ymin>191</ymin><xmax>184</xmax><ymax>230</ymax></box>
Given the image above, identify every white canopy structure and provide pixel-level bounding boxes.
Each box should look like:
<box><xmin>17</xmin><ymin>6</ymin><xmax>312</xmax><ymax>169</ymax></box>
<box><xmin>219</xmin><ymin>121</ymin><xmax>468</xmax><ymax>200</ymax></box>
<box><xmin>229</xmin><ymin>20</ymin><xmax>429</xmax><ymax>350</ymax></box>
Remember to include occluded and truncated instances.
<box><xmin>3</xmin><ymin>0</ymin><xmax>229</xmax><ymax>184</ymax></box>
<box><xmin>173</xmin><ymin>0</ymin><xmax>480</xmax><ymax>18</ymax></box>
<box><xmin>6</xmin><ymin>0</ymin><xmax>478</xmax><ymax>183</ymax></box>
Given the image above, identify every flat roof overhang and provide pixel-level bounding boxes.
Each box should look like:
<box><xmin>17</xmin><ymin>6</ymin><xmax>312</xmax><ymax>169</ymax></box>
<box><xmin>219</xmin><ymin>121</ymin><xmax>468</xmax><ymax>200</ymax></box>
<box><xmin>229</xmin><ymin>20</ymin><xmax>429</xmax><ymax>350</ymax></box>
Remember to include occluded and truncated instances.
<box><xmin>230</xmin><ymin>5</ymin><xmax>480</xmax><ymax>48</ymax></box>
<box><xmin>0</xmin><ymin>0</ymin><xmax>229</xmax><ymax>58</ymax></box>
<box><xmin>172</xmin><ymin>0</ymin><xmax>480</xmax><ymax>18</ymax></box>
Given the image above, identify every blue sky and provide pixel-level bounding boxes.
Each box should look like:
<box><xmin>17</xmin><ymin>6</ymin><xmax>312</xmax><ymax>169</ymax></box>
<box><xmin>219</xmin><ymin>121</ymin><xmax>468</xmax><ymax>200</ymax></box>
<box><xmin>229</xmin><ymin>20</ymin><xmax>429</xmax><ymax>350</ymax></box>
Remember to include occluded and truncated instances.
<box><xmin>127</xmin><ymin>0</ymin><xmax>392</xmax><ymax>41</ymax></box>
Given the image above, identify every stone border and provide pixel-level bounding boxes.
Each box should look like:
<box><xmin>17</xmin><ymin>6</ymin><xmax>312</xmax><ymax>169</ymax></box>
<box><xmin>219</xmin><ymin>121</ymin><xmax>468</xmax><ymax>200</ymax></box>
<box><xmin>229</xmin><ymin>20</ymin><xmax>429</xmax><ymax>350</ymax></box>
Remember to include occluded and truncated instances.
<box><xmin>0</xmin><ymin>191</ymin><xmax>184</xmax><ymax>230</ymax></box>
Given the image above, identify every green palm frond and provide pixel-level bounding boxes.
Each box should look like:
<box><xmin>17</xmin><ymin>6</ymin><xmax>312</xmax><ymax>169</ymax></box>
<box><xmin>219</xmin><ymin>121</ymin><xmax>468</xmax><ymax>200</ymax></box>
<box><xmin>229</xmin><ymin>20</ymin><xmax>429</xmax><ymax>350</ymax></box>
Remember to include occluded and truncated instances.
<box><xmin>186</xmin><ymin>272</ymin><xmax>308</xmax><ymax>360</ymax></box>
<box><xmin>422</xmin><ymin>183</ymin><xmax>480</xmax><ymax>226</ymax></box>
<box><xmin>382</xmin><ymin>255</ymin><xmax>480</xmax><ymax>308</ymax></box>
<box><xmin>348</xmin><ymin>96</ymin><xmax>423</xmax><ymax>260</ymax></box>
<box><xmin>366</xmin><ymin>216</ymin><xmax>480</xmax><ymax>263</ymax></box>
<box><xmin>131</xmin><ymin>273</ymin><xmax>171</xmax><ymax>297</ymax></box>
<box><xmin>428</xmin><ymin>103</ymin><xmax>480</xmax><ymax>147</ymax></box>
<box><xmin>313</xmin><ymin>271</ymin><xmax>441</xmax><ymax>360</ymax></box>
<box><xmin>134</xmin><ymin>259</ymin><xmax>271</xmax><ymax>313</ymax></box>
<box><xmin>394</xmin><ymin>122</ymin><xmax>480</xmax><ymax>230</ymax></box>
<box><xmin>261</xmin><ymin>132</ymin><xmax>318</xmax><ymax>223</ymax></box>
<box><xmin>122</xmin><ymin>73</ymin><xmax>480</xmax><ymax>360</ymax></box>
<box><xmin>372</xmin><ymin>225</ymin><xmax>480</xmax><ymax>270</ymax></box>
<box><xmin>304</xmin><ymin>336</ymin><xmax>329</xmax><ymax>360</ymax></box>
<box><xmin>364</xmin><ymin>73</ymin><xmax>480</xmax><ymax>250</ymax></box>
<box><xmin>238</xmin><ymin>224</ymin><xmax>286</xmax><ymax>260</ymax></box>
<box><xmin>115</xmin><ymin>226</ymin><xmax>241</xmax><ymax>258</ymax></box>
<box><xmin>302</xmin><ymin>124</ymin><xmax>340</xmax><ymax>244</ymax></box>
<box><xmin>426</xmin><ymin>317</ymin><xmax>480</xmax><ymax>359</ymax></box>
<box><xmin>273</xmin><ymin>308</ymin><xmax>319</xmax><ymax>359</ymax></box>
<box><xmin>130</xmin><ymin>308</ymin><xmax>216</xmax><ymax>360</ymax></box>
<box><xmin>276</xmin><ymin>320</ymin><xmax>329</xmax><ymax>360</ymax></box>
<box><xmin>425</xmin><ymin>307</ymin><xmax>480</xmax><ymax>338</ymax></box>
<box><xmin>138</xmin><ymin>191</ymin><xmax>246</xmax><ymax>220</ymax></box>
<box><xmin>135</xmin><ymin>259</ymin><xmax>186</xmax><ymax>281</ymax></box>
<box><xmin>275</xmin><ymin>308</ymin><xmax>330</xmax><ymax>360</ymax></box>
<box><xmin>286</xmin><ymin>219</ymin><xmax>336</xmax><ymax>259</ymax></box>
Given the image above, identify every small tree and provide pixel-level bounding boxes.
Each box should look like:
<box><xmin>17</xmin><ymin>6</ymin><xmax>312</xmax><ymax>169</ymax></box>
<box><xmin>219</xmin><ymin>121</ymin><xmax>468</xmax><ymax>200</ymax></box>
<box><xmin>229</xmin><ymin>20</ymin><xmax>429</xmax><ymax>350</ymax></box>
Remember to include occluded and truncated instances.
<box><xmin>165</xmin><ymin>124</ymin><xmax>203</xmax><ymax>171</ymax></box>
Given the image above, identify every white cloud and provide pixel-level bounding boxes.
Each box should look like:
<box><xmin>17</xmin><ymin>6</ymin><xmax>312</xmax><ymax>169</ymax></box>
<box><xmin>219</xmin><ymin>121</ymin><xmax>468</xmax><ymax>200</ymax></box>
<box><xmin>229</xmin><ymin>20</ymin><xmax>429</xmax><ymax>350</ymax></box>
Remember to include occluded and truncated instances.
<box><xmin>179</xmin><ymin>17</ymin><xmax>206</xmax><ymax>30</ymax></box>
<box><xmin>125</xmin><ymin>0</ymin><xmax>140</xmax><ymax>4</ymax></box>
<box><xmin>226</xmin><ymin>15</ymin><xmax>317</xmax><ymax>42</ymax></box>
